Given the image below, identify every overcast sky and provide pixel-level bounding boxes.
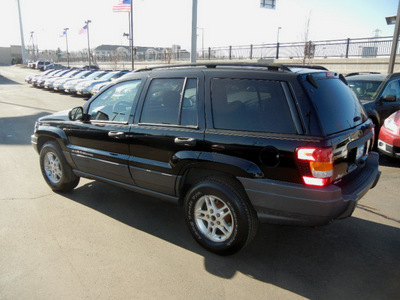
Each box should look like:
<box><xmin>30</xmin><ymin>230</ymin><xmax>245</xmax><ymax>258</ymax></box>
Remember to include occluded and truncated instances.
<box><xmin>0</xmin><ymin>0</ymin><xmax>398</xmax><ymax>52</ymax></box>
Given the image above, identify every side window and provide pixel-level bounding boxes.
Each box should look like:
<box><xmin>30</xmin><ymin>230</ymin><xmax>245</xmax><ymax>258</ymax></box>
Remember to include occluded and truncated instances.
<box><xmin>211</xmin><ymin>78</ymin><xmax>296</xmax><ymax>133</ymax></box>
<box><xmin>140</xmin><ymin>78</ymin><xmax>198</xmax><ymax>126</ymax></box>
<box><xmin>87</xmin><ymin>80</ymin><xmax>141</xmax><ymax>122</ymax></box>
<box><xmin>382</xmin><ymin>80</ymin><xmax>400</xmax><ymax>101</ymax></box>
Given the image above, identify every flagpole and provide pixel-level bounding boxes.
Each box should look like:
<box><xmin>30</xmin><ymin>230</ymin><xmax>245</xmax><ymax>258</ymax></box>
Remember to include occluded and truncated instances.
<box><xmin>64</xmin><ymin>28</ymin><xmax>70</xmax><ymax>67</ymax></box>
<box><xmin>85</xmin><ymin>20</ymin><xmax>92</xmax><ymax>67</ymax></box>
<box><xmin>130</xmin><ymin>1</ymin><xmax>134</xmax><ymax>70</ymax></box>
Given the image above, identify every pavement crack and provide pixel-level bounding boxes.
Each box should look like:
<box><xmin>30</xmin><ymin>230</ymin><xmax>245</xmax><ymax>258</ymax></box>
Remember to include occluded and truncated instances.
<box><xmin>0</xmin><ymin>193</ymin><xmax>54</xmax><ymax>201</ymax></box>
<box><xmin>357</xmin><ymin>204</ymin><xmax>400</xmax><ymax>224</ymax></box>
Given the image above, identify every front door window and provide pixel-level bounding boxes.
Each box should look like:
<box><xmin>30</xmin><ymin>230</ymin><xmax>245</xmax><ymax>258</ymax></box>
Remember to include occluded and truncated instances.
<box><xmin>88</xmin><ymin>80</ymin><xmax>142</xmax><ymax>123</ymax></box>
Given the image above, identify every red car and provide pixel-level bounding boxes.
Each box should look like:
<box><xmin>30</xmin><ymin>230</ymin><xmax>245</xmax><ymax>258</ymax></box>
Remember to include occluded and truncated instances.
<box><xmin>378</xmin><ymin>110</ymin><xmax>400</xmax><ymax>159</ymax></box>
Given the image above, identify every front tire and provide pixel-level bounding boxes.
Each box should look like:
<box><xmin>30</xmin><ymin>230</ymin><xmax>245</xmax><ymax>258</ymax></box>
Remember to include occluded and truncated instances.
<box><xmin>39</xmin><ymin>141</ymin><xmax>80</xmax><ymax>192</ymax></box>
<box><xmin>184</xmin><ymin>178</ymin><xmax>258</xmax><ymax>255</ymax></box>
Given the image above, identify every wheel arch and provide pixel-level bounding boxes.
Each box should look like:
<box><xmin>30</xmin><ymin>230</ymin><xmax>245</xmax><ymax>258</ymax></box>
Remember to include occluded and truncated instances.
<box><xmin>36</xmin><ymin>127</ymin><xmax>68</xmax><ymax>153</ymax></box>
<box><xmin>174</xmin><ymin>152</ymin><xmax>263</xmax><ymax>205</ymax></box>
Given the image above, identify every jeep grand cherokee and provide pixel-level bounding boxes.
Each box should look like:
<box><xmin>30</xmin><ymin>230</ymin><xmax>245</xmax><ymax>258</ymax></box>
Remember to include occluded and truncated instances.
<box><xmin>32</xmin><ymin>63</ymin><xmax>381</xmax><ymax>255</ymax></box>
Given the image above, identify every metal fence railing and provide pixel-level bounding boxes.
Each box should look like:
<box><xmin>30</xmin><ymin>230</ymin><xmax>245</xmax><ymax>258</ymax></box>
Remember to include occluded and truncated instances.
<box><xmin>206</xmin><ymin>36</ymin><xmax>395</xmax><ymax>61</ymax></box>
<box><xmin>30</xmin><ymin>36</ymin><xmax>396</xmax><ymax>65</ymax></box>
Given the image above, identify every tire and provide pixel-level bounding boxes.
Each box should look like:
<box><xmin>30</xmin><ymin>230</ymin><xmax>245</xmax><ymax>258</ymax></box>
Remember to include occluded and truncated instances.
<box><xmin>184</xmin><ymin>177</ymin><xmax>258</xmax><ymax>255</ymax></box>
<box><xmin>39</xmin><ymin>141</ymin><xmax>80</xmax><ymax>192</ymax></box>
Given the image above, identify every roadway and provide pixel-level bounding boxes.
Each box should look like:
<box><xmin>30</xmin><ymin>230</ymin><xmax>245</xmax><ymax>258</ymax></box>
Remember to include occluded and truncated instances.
<box><xmin>1</xmin><ymin>65</ymin><xmax>399</xmax><ymax>299</ymax></box>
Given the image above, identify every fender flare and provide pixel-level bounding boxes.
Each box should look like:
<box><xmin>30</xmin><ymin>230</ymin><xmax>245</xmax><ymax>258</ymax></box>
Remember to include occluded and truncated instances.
<box><xmin>36</xmin><ymin>126</ymin><xmax>68</xmax><ymax>152</ymax></box>
<box><xmin>173</xmin><ymin>150</ymin><xmax>264</xmax><ymax>179</ymax></box>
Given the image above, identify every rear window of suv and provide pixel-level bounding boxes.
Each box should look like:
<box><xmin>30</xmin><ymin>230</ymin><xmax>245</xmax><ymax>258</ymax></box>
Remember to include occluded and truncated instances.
<box><xmin>303</xmin><ymin>75</ymin><xmax>367</xmax><ymax>135</ymax></box>
<box><xmin>211</xmin><ymin>78</ymin><xmax>297</xmax><ymax>134</ymax></box>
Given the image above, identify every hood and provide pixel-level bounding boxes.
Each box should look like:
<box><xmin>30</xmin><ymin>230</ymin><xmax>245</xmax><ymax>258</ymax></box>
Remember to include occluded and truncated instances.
<box><xmin>38</xmin><ymin>109</ymin><xmax>70</xmax><ymax>122</ymax></box>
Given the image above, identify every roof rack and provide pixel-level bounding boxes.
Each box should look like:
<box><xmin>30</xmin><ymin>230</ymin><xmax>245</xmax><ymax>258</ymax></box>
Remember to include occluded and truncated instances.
<box><xmin>346</xmin><ymin>72</ymin><xmax>381</xmax><ymax>77</ymax></box>
<box><xmin>134</xmin><ymin>62</ymin><xmax>294</xmax><ymax>73</ymax></box>
<box><xmin>277</xmin><ymin>64</ymin><xmax>329</xmax><ymax>71</ymax></box>
<box><xmin>134</xmin><ymin>62</ymin><xmax>331</xmax><ymax>73</ymax></box>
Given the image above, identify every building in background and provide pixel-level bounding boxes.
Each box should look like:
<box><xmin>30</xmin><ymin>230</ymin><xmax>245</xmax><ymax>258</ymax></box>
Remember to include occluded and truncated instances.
<box><xmin>0</xmin><ymin>45</ymin><xmax>22</xmax><ymax>65</ymax></box>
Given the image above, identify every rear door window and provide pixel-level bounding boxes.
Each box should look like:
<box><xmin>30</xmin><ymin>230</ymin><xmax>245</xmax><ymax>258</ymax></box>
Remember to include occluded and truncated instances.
<box><xmin>140</xmin><ymin>78</ymin><xmax>198</xmax><ymax>126</ymax></box>
<box><xmin>211</xmin><ymin>78</ymin><xmax>296</xmax><ymax>133</ymax></box>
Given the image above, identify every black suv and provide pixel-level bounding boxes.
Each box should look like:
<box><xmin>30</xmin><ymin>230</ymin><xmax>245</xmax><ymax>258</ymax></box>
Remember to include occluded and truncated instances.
<box><xmin>32</xmin><ymin>63</ymin><xmax>381</xmax><ymax>255</ymax></box>
<box><xmin>346</xmin><ymin>73</ymin><xmax>400</xmax><ymax>134</ymax></box>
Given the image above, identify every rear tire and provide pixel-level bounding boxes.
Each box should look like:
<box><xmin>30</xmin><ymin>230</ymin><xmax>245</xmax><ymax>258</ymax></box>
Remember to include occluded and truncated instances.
<box><xmin>184</xmin><ymin>177</ymin><xmax>258</xmax><ymax>255</ymax></box>
<box><xmin>39</xmin><ymin>141</ymin><xmax>80</xmax><ymax>192</ymax></box>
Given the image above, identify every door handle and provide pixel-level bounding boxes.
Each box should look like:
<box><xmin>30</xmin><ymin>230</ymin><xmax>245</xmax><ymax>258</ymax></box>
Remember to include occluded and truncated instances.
<box><xmin>174</xmin><ymin>137</ymin><xmax>197</xmax><ymax>146</ymax></box>
<box><xmin>108</xmin><ymin>131</ymin><xmax>126</xmax><ymax>139</ymax></box>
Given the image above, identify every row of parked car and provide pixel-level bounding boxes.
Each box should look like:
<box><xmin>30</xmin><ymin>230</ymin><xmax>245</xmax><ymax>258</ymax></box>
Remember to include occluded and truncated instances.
<box><xmin>25</xmin><ymin>67</ymin><xmax>130</xmax><ymax>97</ymax></box>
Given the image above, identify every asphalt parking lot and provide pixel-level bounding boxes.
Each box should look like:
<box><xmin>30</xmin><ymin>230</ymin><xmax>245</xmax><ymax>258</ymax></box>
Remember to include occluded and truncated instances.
<box><xmin>1</xmin><ymin>65</ymin><xmax>400</xmax><ymax>299</ymax></box>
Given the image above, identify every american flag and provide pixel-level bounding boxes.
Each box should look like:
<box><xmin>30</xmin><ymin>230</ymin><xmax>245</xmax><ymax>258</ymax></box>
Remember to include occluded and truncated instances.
<box><xmin>79</xmin><ymin>24</ymin><xmax>88</xmax><ymax>35</ymax></box>
<box><xmin>113</xmin><ymin>0</ymin><xmax>131</xmax><ymax>13</ymax></box>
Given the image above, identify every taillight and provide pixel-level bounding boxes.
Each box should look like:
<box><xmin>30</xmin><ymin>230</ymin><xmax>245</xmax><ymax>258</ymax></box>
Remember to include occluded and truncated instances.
<box><xmin>384</xmin><ymin>112</ymin><xmax>400</xmax><ymax>135</ymax></box>
<box><xmin>296</xmin><ymin>147</ymin><xmax>333</xmax><ymax>187</ymax></box>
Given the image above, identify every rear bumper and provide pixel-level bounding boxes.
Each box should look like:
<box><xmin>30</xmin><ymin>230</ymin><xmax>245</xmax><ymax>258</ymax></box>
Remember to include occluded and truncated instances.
<box><xmin>238</xmin><ymin>152</ymin><xmax>381</xmax><ymax>226</ymax></box>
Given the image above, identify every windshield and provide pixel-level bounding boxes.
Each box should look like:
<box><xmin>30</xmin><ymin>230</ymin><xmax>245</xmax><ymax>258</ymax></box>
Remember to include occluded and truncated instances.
<box><xmin>347</xmin><ymin>80</ymin><xmax>382</xmax><ymax>101</ymax></box>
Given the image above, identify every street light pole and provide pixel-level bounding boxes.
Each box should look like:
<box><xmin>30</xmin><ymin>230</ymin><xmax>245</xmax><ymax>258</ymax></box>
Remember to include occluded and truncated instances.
<box><xmin>388</xmin><ymin>0</ymin><xmax>400</xmax><ymax>73</ymax></box>
<box><xmin>85</xmin><ymin>20</ymin><xmax>92</xmax><ymax>67</ymax></box>
<box><xmin>190</xmin><ymin>0</ymin><xmax>198</xmax><ymax>63</ymax></box>
<box><xmin>30</xmin><ymin>31</ymin><xmax>35</xmax><ymax>60</ymax></box>
<box><xmin>64</xmin><ymin>28</ymin><xmax>70</xmax><ymax>67</ymax></box>
<box><xmin>16</xmin><ymin>0</ymin><xmax>27</xmax><ymax>64</ymax></box>
<box><xmin>277</xmin><ymin>26</ymin><xmax>282</xmax><ymax>43</ymax></box>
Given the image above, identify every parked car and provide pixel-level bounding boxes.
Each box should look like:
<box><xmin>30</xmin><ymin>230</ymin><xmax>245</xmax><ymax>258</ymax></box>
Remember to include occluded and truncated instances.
<box><xmin>31</xmin><ymin>69</ymin><xmax>68</xmax><ymax>87</ymax></box>
<box><xmin>74</xmin><ymin>71</ymin><xmax>112</xmax><ymax>96</ymax></box>
<box><xmin>64</xmin><ymin>70</ymin><xmax>108</xmax><ymax>94</ymax></box>
<box><xmin>347</xmin><ymin>73</ymin><xmax>400</xmax><ymax>135</ymax></box>
<box><xmin>81</xmin><ymin>70</ymin><xmax>130</xmax><ymax>95</ymax></box>
<box><xmin>35</xmin><ymin>61</ymin><xmax>51</xmax><ymax>70</ymax></box>
<box><xmin>44</xmin><ymin>69</ymin><xmax>83</xmax><ymax>89</ymax></box>
<box><xmin>31</xmin><ymin>63</ymin><xmax>380</xmax><ymax>255</ymax></box>
<box><xmin>25</xmin><ymin>69</ymin><xmax>55</xmax><ymax>84</ymax></box>
<box><xmin>90</xmin><ymin>81</ymin><xmax>109</xmax><ymax>95</ymax></box>
<box><xmin>82</xmin><ymin>65</ymin><xmax>100</xmax><ymax>70</ymax></box>
<box><xmin>42</xmin><ymin>63</ymin><xmax>64</xmax><ymax>71</ymax></box>
<box><xmin>27</xmin><ymin>60</ymin><xmax>36</xmax><ymax>68</ymax></box>
<box><xmin>377</xmin><ymin>110</ymin><xmax>400</xmax><ymax>159</ymax></box>
<box><xmin>53</xmin><ymin>70</ymin><xmax>95</xmax><ymax>92</ymax></box>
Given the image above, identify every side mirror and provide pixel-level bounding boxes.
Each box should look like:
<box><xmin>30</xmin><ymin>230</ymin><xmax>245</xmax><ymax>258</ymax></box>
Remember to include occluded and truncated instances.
<box><xmin>381</xmin><ymin>94</ymin><xmax>397</xmax><ymax>102</ymax></box>
<box><xmin>68</xmin><ymin>106</ymin><xmax>85</xmax><ymax>121</ymax></box>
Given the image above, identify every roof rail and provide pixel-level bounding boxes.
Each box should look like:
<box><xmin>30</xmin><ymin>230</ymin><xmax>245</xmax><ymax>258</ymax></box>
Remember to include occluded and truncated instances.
<box><xmin>134</xmin><ymin>62</ymin><xmax>293</xmax><ymax>73</ymax></box>
<box><xmin>346</xmin><ymin>72</ymin><xmax>381</xmax><ymax>77</ymax></box>
<box><xmin>277</xmin><ymin>64</ymin><xmax>329</xmax><ymax>71</ymax></box>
